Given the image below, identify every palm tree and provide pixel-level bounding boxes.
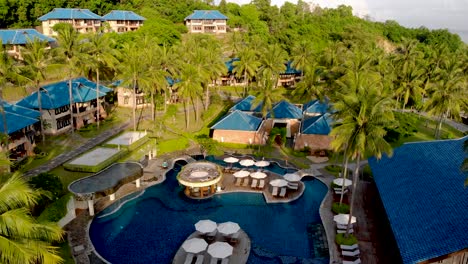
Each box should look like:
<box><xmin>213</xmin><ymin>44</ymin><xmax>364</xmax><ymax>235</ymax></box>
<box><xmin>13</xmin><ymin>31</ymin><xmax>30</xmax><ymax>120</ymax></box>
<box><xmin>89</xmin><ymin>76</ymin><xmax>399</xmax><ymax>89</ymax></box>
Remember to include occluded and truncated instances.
<box><xmin>258</xmin><ymin>44</ymin><xmax>287</xmax><ymax>89</ymax></box>
<box><xmin>395</xmin><ymin>60</ymin><xmax>425</xmax><ymax>109</ymax></box>
<box><xmin>331</xmin><ymin>74</ymin><xmax>395</xmax><ymax>236</ymax></box>
<box><xmin>233</xmin><ymin>48</ymin><xmax>260</xmax><ymax>96</ymax></box>
<box><xmin>84</xmin><ymin>32</ymin><xmax>119</xmax><ymax>129</ymax></box>
<box><xmin>0</xmin><ymin>42</ymin><xmax>15</xmax><ymax>140</ymax></box>
<box><xmin>291</xmin><ymin>40</ymin><xmax>314</xmax><ymax>78</ymax></box>
<box><xmin>118</xmin><ymin>42</ymin><xmax>146</xmax><ymax>131</ymax></box>
<box><xmin>174</xmin><ymin>64</ymin><xmax>204</xmax><ymax>129</ymax></box>
<box><xmin>54</xmin><ymin>24</ymin><xmax>83</xmax><ymax>134</ymax></box>
<box><xmin>21</xmin><ymin>39</ymin><xmax>55</xmax><ymax>142</ymax></box>
<box><xmin>204</xmin><ymin>42</ymin><xmax>226</xmax><ymax>110</ymax></box>
<box><xmin>0</xmin><ymin>166</ymin><xmax>64</xmax><ymax>263</ymax></box>
<box><xmin>424</xmin><ymin>57</ymin><xmax>467</xmax><ymax>139</ymax></box>
<box><xmin>253</xmin><ymin>77</ymin><xmax>284</xmax><ymax>119</ymax></box>
<box><xmin>292</xmin><ymin>62</ymin><xmax>325</xmax><ymax>101</ymax></box>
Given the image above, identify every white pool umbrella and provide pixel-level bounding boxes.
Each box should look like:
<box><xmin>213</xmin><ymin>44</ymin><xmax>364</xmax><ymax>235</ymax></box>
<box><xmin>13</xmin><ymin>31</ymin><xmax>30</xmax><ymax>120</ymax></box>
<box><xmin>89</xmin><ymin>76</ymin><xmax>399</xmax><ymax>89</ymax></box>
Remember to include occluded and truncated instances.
<box><xmin>217</xmin><ymin>221</ymin><xmax>240</xmax><ymax>235</ymax></box>
<box><xmin>239</xmin><ymin>159</ymin><xmax>255</xmax><ymax>166</ymax></box>
<box><xmin>333</xmin><ymin>214</ymin><xmax>356</xmax><ymax>225</ymax></box>
<box><xmin>233</xmin><ymin>170</ymin><xmax>250</xmax><ymax>178</ymax></box>
<box><xmin>250</xmin><ymin>171</ymin><xmax>267</xmax><ymax>179</ymax></box>
<box><xmin>207</xmin><ymin>242</ymin><xmax>233</xmax><ymax>259</ymax></box>
<box><xmin>223</xmin><ymin>157</ymin><xmax>239</xmax><ymax>163</ymax></box>
<box><xmin>195</xmin><ymin>219</ymin><xmax>217</xmax><ymax>234</ymax></box>
<box><xmin>284</xmin><ymin>173</ymin><xmax>301</xmax><ymax>182</ymax></box>
<box><xmin>333</xmin><ymin>178</ymin><xmax>352</xmax><ymax>187</ymax></box>
<box><xmin>269</xmin><ymin>179</ymin><xmax>288</xmax><ymax>187</ymax></box>
<box><xmin>254</xmin><ymin>160</ymin><xmax>270</xmax><ymax>167</ymax></box>
<box><xmin>182</xmin><ymin>238</ymin><xmax>208</xmax><ymax>254</ymax></box>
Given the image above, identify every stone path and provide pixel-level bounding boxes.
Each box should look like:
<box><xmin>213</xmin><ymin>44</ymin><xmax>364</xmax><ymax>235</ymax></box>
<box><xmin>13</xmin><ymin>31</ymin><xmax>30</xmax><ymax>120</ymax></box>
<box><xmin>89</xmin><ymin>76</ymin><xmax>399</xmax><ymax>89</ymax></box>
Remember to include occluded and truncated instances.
<box><xmin>23</xmin><ymin>121</ymin><xmax>131</xmax><ymax>179</ymax></box>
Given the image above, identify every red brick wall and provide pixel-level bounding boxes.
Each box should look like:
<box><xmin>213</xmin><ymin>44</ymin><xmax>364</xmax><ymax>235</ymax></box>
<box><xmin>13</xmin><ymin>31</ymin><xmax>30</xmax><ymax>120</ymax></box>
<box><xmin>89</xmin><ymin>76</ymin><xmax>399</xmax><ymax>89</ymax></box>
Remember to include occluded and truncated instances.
<box><xmin>212</xmin><ymin>130</ymin><xmax>264</xmax><ymax>145</ymax></box>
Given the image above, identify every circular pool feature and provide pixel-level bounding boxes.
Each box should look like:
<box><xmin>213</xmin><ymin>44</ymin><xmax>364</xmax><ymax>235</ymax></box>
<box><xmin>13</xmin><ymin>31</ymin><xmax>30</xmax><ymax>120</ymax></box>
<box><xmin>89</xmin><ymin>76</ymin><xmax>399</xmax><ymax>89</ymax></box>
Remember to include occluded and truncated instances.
<box><xmin>89</xmin><ymin>161</ymin><xmax>329</xmax><ymax>264</ymax></box>
<box><xmin>177</xmin><ymin>161</ymin><xmax>222</xmax><ymax>198</ymax></box>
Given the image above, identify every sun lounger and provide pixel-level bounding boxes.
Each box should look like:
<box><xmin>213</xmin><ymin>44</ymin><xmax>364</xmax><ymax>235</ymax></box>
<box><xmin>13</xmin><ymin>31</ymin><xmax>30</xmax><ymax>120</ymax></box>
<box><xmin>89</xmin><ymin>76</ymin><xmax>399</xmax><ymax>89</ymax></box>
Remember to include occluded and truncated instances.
<box><xmin>337</xmin><ymin>224</ymin><xmax>353</xmax><ymax>230</ymax></box>
<box><xmin>334</xmin><ymin>188</ymin><xmax>348</xmax><ymax>195</ymax></box>
<box><xmin>210</xmin><ymin>257</ymin><xmax>218</xmax><ymax>264</ymax></box>
<box><xmin>342</xmin><ymin>259</ymin><xmax>361</xmax><ymax>264</ymax></box>
<box><xmin>341</xmin><ymin>244</ymin><xmax>359</xmax><ymax>251</ymax></box>
<box><xmin>258</xmin><ymin>180</ymin><xmax>265</xmax><ymax>189</ymax></box>
<box><xmin>184</xmin><ymin>253</ymin><xmax>195</xmax><ymax>264</ymax></box>
<box><xmin>235</xmin><ymin>178</ymin><xmax>242</xmax><ymax>186</ymax></box>
<box><xmin>272</xmin><ymin>186</ymin><xmax>279</xmax><ymax>196</ymax></box>
<box><xmin>195</xmin><ymin>254</ymin><xmax>205</xmax><ymax>264</ymax></box>
<box><xmin>287</xmin><ymin>183</ymin><xmax>299</xmax><ymax>190</ymax></box>
<box><xmin>221</xmin><ymin>258</ymin><xmax>229</xmax><ymax>264</ymax></box>
<box><xmin>342</xmin><ymin>249</ymin><xmax>360</xmax><ymax>257</ymax></box>
<box><xmin>251</xmin><ymin>179</ymin><xmax>258</xmax><ymax>188</ymax></box>
<box><xmin>242</xmin><ymin>179</ymin><xmax>249</xmax><ymax>187</ymax></box>
<box><xmin>279</xmin><ymin>187</ymin><xmax>287</xmax><ymax>197</ymax></box>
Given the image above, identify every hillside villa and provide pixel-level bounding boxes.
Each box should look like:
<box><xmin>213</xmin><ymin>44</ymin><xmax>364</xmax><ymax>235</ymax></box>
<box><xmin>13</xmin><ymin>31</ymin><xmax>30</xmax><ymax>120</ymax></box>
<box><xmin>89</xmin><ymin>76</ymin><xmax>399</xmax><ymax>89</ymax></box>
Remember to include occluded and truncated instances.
<box><xmin>102</xmin><ymin>10</ymin><xmax>145</xmax><ymax>33</ymax></box>
<box><xmin>184</xmin><ymin>10</ymin><xmax>228</xmax><ymax>34</ymax></box>
<box><xmin>0</xmin><ymin>101</ymin><xmax>40</xmax><ymax>161</ymax></box>
<box><xmin>0</xmin><ymin>29</ymin><xmax>55</xmax><ymax>59</ymax></box>
<box><xmin>16</xmin><ymin>77</ymin><xmax>112</xmax><ymax>135</ymax></box>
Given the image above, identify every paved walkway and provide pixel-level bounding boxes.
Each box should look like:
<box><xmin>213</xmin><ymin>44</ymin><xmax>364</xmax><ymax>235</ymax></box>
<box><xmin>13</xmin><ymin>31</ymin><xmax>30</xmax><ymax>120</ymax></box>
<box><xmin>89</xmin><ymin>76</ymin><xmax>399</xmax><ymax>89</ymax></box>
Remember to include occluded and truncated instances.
<box><xmin>23</xmin><ymin>121</ymin><xmax>131</xmax><ymax>179</ymax></box>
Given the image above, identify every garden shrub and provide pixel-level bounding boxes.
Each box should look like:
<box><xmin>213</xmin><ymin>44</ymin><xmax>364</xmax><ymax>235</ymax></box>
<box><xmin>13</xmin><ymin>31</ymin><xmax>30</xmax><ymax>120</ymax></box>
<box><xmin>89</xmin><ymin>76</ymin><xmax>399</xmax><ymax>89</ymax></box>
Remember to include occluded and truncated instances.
<box><xmin>325</xmin><ymin>165</ymin><xmax>342</xmax><ymax>173</ymax></box>
<box><xmin>332</xmin><ymin>202</ymin><xmax>350</xmax><ymax>214</ymax></box>
<box><xmin>268</xmin><ymin>127</ymin><xmax>287</xmax><ymax>146</ymax></box>
<box><xmin>361</xmin><ymin>164</ymin><xmax>373</xmax><ymax>181</ymax></box>
<box><xmin>33</xmin><ymin>146</ymin><xmax>42</xmax><ymax>154</ymax></box>
<box><xmin>335</xmin><ymin>233</ymin><xmax>358</xmax><ymax>245</ymax></box>
<box><xmin>29</xmin><ymin>172</ymin><xmax>63</xmax><ymax>216</ymax></box>
<box><xmin>37</xmin><ymin>194</ymin><xmax>71</xmax><ymax>223</ymax></box>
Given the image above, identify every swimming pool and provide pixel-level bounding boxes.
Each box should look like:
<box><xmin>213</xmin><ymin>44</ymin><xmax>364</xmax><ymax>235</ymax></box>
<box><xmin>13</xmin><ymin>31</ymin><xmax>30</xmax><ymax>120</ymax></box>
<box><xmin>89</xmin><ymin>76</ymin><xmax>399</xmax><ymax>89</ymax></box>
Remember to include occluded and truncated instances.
<box><xmin>89</xmin><ymin>160</ymin><xmax>329</xmax><ymax>264</ymax></box>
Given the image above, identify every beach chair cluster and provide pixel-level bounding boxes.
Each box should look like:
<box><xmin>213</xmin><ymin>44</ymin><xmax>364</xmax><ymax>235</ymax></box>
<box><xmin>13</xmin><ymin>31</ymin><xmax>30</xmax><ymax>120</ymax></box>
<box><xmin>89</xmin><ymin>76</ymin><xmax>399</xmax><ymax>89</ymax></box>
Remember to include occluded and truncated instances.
<box><xmin>287</xmin><ymin>182</ymin><xmax>299</xmax><ymax>190</ymax></box>
<box><xmin>250</xmin><ymin>179</ymin><xmax>266</xmax><ymax>189</ymax></box>
<box><xmin>234</xmin><ymin>178</ymin><xmax>266</xmax><ymax>189</ymax></box>
<box><xmin>271</xmin><ymin>187</ymin><xmax>287</xmax><ymax>198</ymax></box>
<box><xmin>210</xmin><ymin>258</ymin><xmax>229</xmax><ymax>264</ymax></box>
<box><xmin>333</xmin><ymin>187</ymin><xmax>349</xmax><ymax>195</ymax></box>
<box><xmin>184</xmin><ymin>253</ymin><xmax>204</xmax><ymax>264</ymax></box>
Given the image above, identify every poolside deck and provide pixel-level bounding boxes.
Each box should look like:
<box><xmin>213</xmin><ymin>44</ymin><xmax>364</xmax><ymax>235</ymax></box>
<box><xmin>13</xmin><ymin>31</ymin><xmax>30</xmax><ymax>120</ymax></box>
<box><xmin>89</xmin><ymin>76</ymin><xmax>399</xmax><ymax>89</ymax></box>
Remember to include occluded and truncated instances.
<box><xmin>172</xmin><ymin>230</ymin><xmax>250</xmax><ymax>264</ymax></box>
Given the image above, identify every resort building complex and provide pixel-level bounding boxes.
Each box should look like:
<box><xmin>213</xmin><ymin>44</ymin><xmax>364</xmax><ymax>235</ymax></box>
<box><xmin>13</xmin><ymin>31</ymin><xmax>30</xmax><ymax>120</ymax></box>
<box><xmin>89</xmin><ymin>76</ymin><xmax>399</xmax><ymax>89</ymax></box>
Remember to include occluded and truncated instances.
<box><xmin>184</xmin><ymin>10</ymin><xmax>228</xmax><ymax>34</ymax></box>
<box><xmin>38</xmin><ymin>8</ymin><xmax>144</xmax><ymax>36</ymax></box>
<box><xmin>102</xmin><ymin>10</ymin><xmax>145</xmax><ymax>33</ymax></box>
<box><xmin>0</xmin><ymin>29</ymin><xmax>55</xmax><ymax>59</ymax></box>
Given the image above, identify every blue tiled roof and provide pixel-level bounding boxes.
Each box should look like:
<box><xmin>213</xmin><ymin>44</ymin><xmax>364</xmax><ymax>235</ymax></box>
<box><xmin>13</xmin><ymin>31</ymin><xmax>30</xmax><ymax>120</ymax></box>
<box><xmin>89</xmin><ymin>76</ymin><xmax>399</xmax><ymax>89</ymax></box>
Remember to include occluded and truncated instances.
<box><xmin>301</xmin><ymin>114</ymin><xmax>331</xmax><ymax>135</ymax></box>
<box><xmin>211</xmin><ymin>110</ymin><xmax>262</xmax><ymax>131</ymax></box>
<box><xmin>102</xmin><ymin>10</ymin><xmax>145</xmax><ymax>21</ymax></box>
<box><xmin>0</xmin><ymin>29</ymin><xmax>55</xmax><ymax>45</ymax></box>
<box><xmin>229</xmin><ymin>95</ymin><xmax>262</xmax><ymax>112</ymax></box>
<box><xmin>282</xmin><ymin>61</ymin><xmax>301</xmax><ymax>75</ymax></box>
<box><xmin>369</xmin><ymin>137</ymin><xmax>468</xmax><ymax>264</ymax></box>
<box><xmin>267</xmin><ymin>100</ymin><xmax>302</xmax><ymax>119</ymax></box>
<box><xmin>165</xmin><ymin>76</ymin><xmax>180</xmax><ymax>86</ymax></box>
<box><xmin>38</xmin><ymin>8</ymin><xmax>102</xmax><ymax>21</ymax></box>
<box><xmin>185</xmin><ymin>10</ymin><xmax>228</xmax><ymax>20</ymax></box>
<box><xmin>17</xmin><ymin>78</ymin><xmax>110</xmax><ymax>109</ymax></box>
<box><xmin>0</xmin><ymin>100</ymin><xmax>40</xmax><ymax>134</ymax></box>
<box><xmin>304</xmin><ymin>99</ymin><xmax>329</xmax><ymax>115</ymax></box>
<box><xmin>225</xmin><ymin>58</ymin><xmax>239</xmax><ymax>73</ymax></box>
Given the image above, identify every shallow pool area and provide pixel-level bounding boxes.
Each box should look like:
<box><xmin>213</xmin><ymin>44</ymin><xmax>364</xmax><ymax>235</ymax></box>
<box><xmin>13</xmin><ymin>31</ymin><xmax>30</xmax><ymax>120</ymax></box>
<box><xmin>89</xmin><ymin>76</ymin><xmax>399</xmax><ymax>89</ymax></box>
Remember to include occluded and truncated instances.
<box><xmin>89</xmin><ymin>160</ymin><xmax>329</xmax><ymax>264</ymax></box>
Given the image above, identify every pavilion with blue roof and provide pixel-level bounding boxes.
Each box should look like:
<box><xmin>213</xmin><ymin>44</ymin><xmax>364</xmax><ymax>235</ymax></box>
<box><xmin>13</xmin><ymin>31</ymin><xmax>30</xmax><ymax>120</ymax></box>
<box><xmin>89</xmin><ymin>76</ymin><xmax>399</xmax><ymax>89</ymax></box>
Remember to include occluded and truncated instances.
<box><xmin>38</xmin><ymin>8</ymin><xmax>102</xmax><ymax>37</ymax></box>
<box><xmin>0</xmin><ymin>100</ymin><xmax>41</xmax><ymax>160</ymax></box>
<box><xmin>369</xmin><ymin>137</ymin><xmax>468</xmax><ymax>264</ymax></box>
<box><xmin>210</xmin><ymin>110</ymin><xmax>265</xmax><ymax>145</ymax></box>
<box><xmin>17</xmin><ymin>77</ymin><xmax>112</xmax><ymax>134</ymax></box>
<box><xmin>294</xmin><ymin>114</ymin><xmax>333</xmax><ymax>151</ymax></box>
<box><xmin>303</xmin><ymin>99</ymin><xmax>330</xmax><ymax>116</ymax></box>
<box><xmin>185</xmin><ymin>10</ymin><xmax>228</xmax><ymax>34</ymax></box>
<box><xmin>102</xmin><ymin>10</ymin><xmax>145</xmax><ymax>33</ymax></box>
<box><xmin>229</xmin><ymin>95</ymin><xmax>263</xmax><ymax>113</ymax></box>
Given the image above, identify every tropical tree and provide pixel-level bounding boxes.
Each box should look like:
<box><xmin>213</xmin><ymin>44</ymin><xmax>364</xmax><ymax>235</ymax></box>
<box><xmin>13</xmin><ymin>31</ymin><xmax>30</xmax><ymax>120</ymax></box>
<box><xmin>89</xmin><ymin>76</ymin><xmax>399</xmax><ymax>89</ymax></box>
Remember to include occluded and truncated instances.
<box><xmin>203</xmin><ymin>39</ymin><xmax>225</xmax><ymax>111</ymax></box>
<box><xmin>53</xmin><ymin>24</ymin><xmax>83</xmax><ymax>134</ymax></box>
<box><xmin>21</xmin><ymin>39</ymin><xmax>55</xmax><ymax>142</ymax></box>
<box><xmin>424</xmin><ymin>57</ymin><xmax>468</xmax><ymax>139</ymax></box>
<box><xmin>253</xmin><ymin>76</ymin><xmax>284</xmax><ymax>119</ymax></box>
<box><xmin>233</xmin><ymin>48</ymin><xmax>260</xmax><ymax>96</ymax></box>
<box><xmin>118</xmin><ymin>42</ymin><xmax>146</xmax><ymax>131</ymax></box>
<box><xmin>174</xmin><ymin>64</ymin><xmax>204</xmax><ymax>129</ymax></box>
<box><xmin>291</xmin><ymin>40</ymin><xmax>314</xmax><ymax>78</ymax></box>
<box><xmin>84</xmin><ymin>32</ymin><xmax>119</xmax><ymax>129</ymax></box>
<box><xmin>258</xmin><ymin>44</ymin><xmax>287</xmax><ymax>89</ymax></box>
<box><xmin>0</xmin><ymin>149</ymin><xmax>64</xmax><ymax>263</ymax></box>
<box><xmin>331</xmin><ymin>74</ymin><xmax>395</xmax><ymax>235</ymax></box>
<box><xmin>292</xmin><ymin>62</ymin><xmax>325</xmax><ymax>101</ymax></box>
<box><xmin>0</xmin><ymin>42</ymin><xmax>16</xmax><ymax>139</ymax></box>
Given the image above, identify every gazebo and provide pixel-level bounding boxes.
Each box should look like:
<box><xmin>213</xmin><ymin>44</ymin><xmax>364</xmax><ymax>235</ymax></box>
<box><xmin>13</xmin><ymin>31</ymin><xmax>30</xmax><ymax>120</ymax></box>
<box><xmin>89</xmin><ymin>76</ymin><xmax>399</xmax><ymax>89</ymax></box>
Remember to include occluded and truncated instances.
<box><xmin>177</xmin><ymin>162</ymin><xmax>223</xmax><ymax>198</ymax></box>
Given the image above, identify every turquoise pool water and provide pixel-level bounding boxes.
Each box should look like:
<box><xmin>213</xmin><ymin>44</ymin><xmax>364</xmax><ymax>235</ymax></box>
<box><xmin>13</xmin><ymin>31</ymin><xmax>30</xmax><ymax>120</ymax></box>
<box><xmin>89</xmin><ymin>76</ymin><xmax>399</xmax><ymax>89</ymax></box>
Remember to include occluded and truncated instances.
<box><xmin>89</xmin><ymin>160</ymin><xmax>329</xmax><ymax>264</ymax></box>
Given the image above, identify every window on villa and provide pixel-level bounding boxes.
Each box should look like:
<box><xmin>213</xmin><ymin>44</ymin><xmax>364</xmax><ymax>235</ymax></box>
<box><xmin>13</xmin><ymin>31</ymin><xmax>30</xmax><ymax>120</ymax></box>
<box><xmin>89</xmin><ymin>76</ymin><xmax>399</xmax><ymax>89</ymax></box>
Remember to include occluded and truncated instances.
<box><xmin>56</xmin><ymin>116</ymin><xmax>71</xmax><ymax>130</ymax></box>
<box><xmin>124</xmin><ymin>96</ymin><xmax>129</xmax><ymax>105</ymax></box>
<box><xmin>218</xmin><ymin>26</ymin><xmax>225</xmax><ymax>30</ymax></box>
<box><xmin>55</xmin><ymin>105</ymin><xmax>70</xmax><ymax>115</ymax></box>
<box><xmin>136</xmin><ymin>96</ymin><xmax>145</xmax><ymax>105</ymax></box>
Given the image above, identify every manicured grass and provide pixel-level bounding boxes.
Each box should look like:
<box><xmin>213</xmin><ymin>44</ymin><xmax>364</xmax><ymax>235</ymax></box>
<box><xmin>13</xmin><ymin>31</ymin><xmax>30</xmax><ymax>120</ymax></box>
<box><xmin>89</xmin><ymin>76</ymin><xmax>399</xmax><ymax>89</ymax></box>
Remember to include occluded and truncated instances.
<box><xmin>49</xmin><ymin>167</ymin><xmax>91</xmax><ymax>192</ymax></box>
<box><xmin>158</xmin><ymin>137</ymin><xmax>190</xmax><ymax>155</ymax></box>
<box><xmin>77</xmin><ymin>115</ymin><xmax>123</xmax><ymax>138</ymax></box>
<box><xmin>335</xmin><ymin>233</ymin><xmax>358</xmax><ymax>245</ymax></box>
<box><xmin>37</xmin><ymin>193</ymin><xmax>72</xmax><ymax>223</ymax></box>
<box><xmin>325</xmin><ymin>165</ymin><xmax>342</xmax><ymax>177</ymax></box>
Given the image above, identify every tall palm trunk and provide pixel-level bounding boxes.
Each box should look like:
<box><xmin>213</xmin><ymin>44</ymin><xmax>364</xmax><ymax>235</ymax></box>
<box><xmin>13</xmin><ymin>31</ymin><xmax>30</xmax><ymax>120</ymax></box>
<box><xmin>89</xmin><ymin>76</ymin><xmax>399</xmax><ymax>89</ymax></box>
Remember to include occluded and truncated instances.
<box><xmin>37</xmin><ymin>82</ymin><xmax>45</xmax><ymax>143</ymax></box>
<box><xmin>339</xmin><ymin>149</ymin><xmax>349</xmax><ymax>205</ymax></box>
<box><xmin>132</xmin><ymin>76</ymin><xmax>137</xmax><ymax>131</ymax></box>
<box><xmin>204</xmin><ymin>84</ymin><xmax>210</xmax><ymax>111</ymax></box>
<box><xmin>151</xmin><ymin>90</ymin><xmax>155</xmax><ymax>121</ymax></box>
<box><xmin>244</xmin><ymin>72</ymin><xmax>248</xmax><ymax>96</ymax></box>
<box><xmin>184</xmin><ymin>101</ymin><xmax>189</xmax><ymax>129</ymax></box>
<box><xmin>68</xmin><ymin>65</ymin><xmax>74</xmax><ymax>134</ymax></box>
<box><xmin>96</xmin><ymin>69</ymin><xmax>100</xmax><ymax>129</ymax></box>
<box><xmin>435</xmin><ymin>110</ymin><xmax>448</xmax><ymax>139</ymax></box>
<box><xmin>346</xmin><ymin>155</ymin><xmax>361</xmax><ymax>237</ymax></box>
<box><xmin>164</xmin><ymin>89</ymin><xmax>167</xmax><ymax>114</ymax></box>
